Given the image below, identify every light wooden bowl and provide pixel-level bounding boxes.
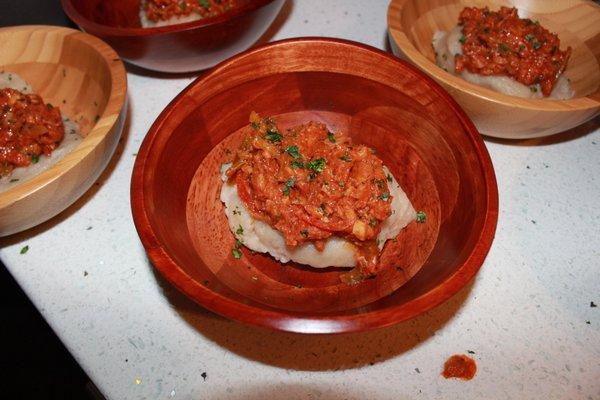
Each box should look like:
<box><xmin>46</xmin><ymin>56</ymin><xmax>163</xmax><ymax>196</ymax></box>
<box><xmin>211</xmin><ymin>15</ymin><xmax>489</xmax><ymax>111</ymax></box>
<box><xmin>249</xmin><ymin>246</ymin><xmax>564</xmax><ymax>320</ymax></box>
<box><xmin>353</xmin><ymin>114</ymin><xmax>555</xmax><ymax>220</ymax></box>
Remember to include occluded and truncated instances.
<box><xmin>61</xmin><ymin>0</ymin><xmax>286</xmax><ymax>73</ymax></box>
<box><xmin>0</xmin><ymin>26</ymin><xmax>127</xmax><ymax>237</ymax></box>
<box><xmin>131</xmin><ymin>38</ymin><xmax>498</xmax><ymax>334</ymax></box>
<box><xmin>388</xmin><ymin>0</ymin><xmax>600</xmax><ymax>139</ymax></box>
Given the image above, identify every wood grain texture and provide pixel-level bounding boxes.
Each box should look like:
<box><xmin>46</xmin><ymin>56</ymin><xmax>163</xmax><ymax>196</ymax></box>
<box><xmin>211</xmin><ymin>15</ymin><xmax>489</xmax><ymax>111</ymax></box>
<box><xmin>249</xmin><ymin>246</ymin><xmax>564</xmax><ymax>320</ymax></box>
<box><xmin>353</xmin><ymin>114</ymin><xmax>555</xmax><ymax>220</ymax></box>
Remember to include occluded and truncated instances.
<box><xmin>0</xmin><ymin>25</ymin><xmax>127</xmax><ymax>236</ymax></box>
<box><xmin>130</xmin><ymin>38</ymin><xmax>498</xmax><ymax>334</ymax></box>
<box><xmin>61</xmin><ymin>0</ymin><xmax>285</xmax><ymax>73</ymax></box>
<box><xmin>388</xmin><ymin>0</ymin><xmax>600</xmax><ymax>139</ymax></box>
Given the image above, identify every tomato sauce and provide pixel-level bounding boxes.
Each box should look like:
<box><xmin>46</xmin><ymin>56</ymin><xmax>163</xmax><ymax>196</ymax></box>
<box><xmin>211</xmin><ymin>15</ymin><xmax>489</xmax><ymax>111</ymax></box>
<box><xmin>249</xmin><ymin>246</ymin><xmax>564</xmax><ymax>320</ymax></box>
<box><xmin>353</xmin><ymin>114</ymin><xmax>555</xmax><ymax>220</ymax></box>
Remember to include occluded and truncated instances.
<box><xmin>0</xmin><ymin>88</ymin><xmax>65</xmax><ymax>177</ymax></box>
<box><xmin>227</xmin><ymin>113</ymin><xmax>393</xmax><ymax>279</ymax></box>
<box><xmin>455</xmin><ymin>6</ymin><xmax>571</xmax><ymax>96</ymax></box>
<box><xmin>144</xmin><ymin>0</ymin><xmax>237</xmax><ymax>22</ymax></box>
<box><xmin>442</xmin><ymin>354</ymin><xmax>477</xmax><ymax>380</ymax></box>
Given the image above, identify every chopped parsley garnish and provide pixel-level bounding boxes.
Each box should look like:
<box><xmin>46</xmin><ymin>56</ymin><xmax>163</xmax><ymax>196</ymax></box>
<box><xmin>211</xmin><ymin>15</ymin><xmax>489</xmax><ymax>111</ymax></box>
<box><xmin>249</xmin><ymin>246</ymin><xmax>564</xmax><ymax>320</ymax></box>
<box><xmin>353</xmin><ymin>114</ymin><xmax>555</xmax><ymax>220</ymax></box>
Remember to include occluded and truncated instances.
<box><xmin>339</xmin><ymin>155</ymin><xmax>352</xmax><ymax>162</ymax></box>
<box><xmin>198</xmin><ymin>0</ymin><xmax>210</xmax><ymax>8</ymax></box>
<box><xmin>532</xmin><ymin>41</ymin><xmax>542</xmax><ymax>50</ymax></box>
<box><xmin>286</xmin><ymin>145</ymin><xmax>300</xmax><ymax>159</ymax></box>
<box><xmin>529</xmin><ymin>86</ymin><xmax>538</xmax><ymax>93</ymax></box>
<box><xmin>459</xmin><ymin>35</ymin><xmax>466</xmax><ymax>44</ymax></box>
<box><xmin>282</xmin><ymin>177</ymin><xmax>296</xmax><ymax>196</ymax></box>
<box><xmin>31</xmin><ymin>154</ymin><xmax>39</xmax><ymax>164</ymax></box>
<box><xmin>416</xmin><ymin>210</ymin><xmax>426</xmax><ymax>223</ymax></box>
<box><xmin>232</xmin><ymin>239</ymin><xmax>243</xmax><ymax>259</ymax></box>
<box><xmin>327</xmin><ymin>131</ymin><xmax>336</xmax><ymax>143</ymax></box>
<box><xmin>525</xmin><ymin>33</ymin><xmax>536</xmax><ymax>42</ymax></box>
<box><xmin>290</xmin><ymin>160</ymin><xmax>304</xmax><ymax>169</ymax></box>
<box><xmin>300</xmin><ymin>229</ymin><xmax>309</xmax><ymax>237</ymax></box>
<box><xmin>236</xmin><ymin>225</ymin><xmax>244</xmax><ymax>235</ymax></box>
<box><xmin>307</xmin><ymin>158</ymin><xmax>326</xmax><ymax>173</ymax></box>
<box><xmin>264</xmin><ymin>129</ymin><xmax>282</xmax><ymax>142</ymax></box>
<box><xmin>20</xmin><ymin>245</ymin><xmax>29</xmax><ymax>254</ymax></box>
<box><xmin>386</xmin><ymin>174</ymin><xmax>392</xmax><ymax>183</ymax></box>
<box><xmin>180</xmin><ymin>1</ymin><xmax>187</xmax><ymax>11</ymax></box>
<box><xmin>378</xmin><ymin>192</ymin><xmax>389</xmax><ymax>201</ymax></box>
<box><xmin>518</xmin><ymin>44</ymin><xmax>525</xmax><ymax>52</ymax></box>
<box><xmin>369</xmin><ymin>218</ymin><xmax>378</xmax><ymax>227</ymax></box>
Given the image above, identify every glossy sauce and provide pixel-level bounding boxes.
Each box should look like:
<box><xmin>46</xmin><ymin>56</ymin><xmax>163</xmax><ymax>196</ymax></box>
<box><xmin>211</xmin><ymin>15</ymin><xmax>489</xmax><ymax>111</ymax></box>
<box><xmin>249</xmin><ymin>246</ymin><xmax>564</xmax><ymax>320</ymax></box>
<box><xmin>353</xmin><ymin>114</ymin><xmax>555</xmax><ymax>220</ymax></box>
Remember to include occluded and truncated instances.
<box><xmin>456</xmin><ymin>6</ymin><xmax>571</xmax><ymax>96</ymax></box>
<box><xmin>227</xmin><ymin>113</ymin><xmax>393</xmax><ymax>278</ymax></box>
<box><xmin>0</xmin><ymin>88</ymin><xmax>64</xmax><ymax>177</ymax></box>
<box><xmin>144</xmin><ymin>0</ymin><xmax>237</xmax><ymax>22</ymax></box>
<box><xmin>442</xmin><ymin>354</ymin><xmax>477</xmax><ymax>380</ymax></box>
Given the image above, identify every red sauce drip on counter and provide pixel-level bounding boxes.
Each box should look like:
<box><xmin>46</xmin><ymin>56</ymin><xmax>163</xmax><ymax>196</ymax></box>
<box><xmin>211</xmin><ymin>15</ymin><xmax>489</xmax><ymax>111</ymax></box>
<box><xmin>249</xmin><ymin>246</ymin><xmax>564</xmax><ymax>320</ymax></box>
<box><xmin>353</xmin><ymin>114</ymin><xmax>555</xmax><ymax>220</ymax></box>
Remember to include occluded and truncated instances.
<box><xmin>442</xmin><ymin>354</ymin><xmax>477</xmax><ymax>380</ymax></box>
<box><xmin>227</xmin><ymin>112</ymin><xmax>393</xmax><ymax>281</ymax></box>
<box><xmin>144</xmin><ymin>0</ymin><xmax>237</xmax><ymax>22</ymax></box>
<box><xmin>0</xmin><ymin>88</ymin><xmax>64</xmax><ymax>176</ymax></box>
<box><xmin>455</xmin><ymin>6</ymin><xmax>571</xmax><ymax>96</ymax></box>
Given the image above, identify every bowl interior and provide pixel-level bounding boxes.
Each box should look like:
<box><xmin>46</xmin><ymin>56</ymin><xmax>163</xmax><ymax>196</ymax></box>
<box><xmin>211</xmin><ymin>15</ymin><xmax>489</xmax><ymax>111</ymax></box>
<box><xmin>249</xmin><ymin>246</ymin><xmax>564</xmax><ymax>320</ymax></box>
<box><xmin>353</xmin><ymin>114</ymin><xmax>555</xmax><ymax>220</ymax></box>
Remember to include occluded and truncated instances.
<box><xmin>68</xmin><ymin>0</ymin><xmax>261</xmax><ymax>29</ymax></box>
<box><xmin>134</xmin><ymin>39</ymin><xmax>496</xmax><ymax>329</ymax></box>
<box><xmin>0</xmin><ymin>30</ymin><xmax>113</xmax><ymax>137</ymax></box>
<box><xmin>395</xmin><ymin>0</ymin><xmax>600</xmax><ymax>98</ymax></box>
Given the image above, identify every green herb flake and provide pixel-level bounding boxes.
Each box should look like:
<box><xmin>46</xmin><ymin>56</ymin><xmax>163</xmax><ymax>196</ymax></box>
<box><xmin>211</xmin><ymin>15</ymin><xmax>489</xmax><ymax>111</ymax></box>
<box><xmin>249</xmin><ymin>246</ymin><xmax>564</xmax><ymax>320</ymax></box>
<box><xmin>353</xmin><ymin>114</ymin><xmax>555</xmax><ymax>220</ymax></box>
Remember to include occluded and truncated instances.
<box><xmin>519</xmin><ymin>44</ymin><xmax>525</xmax><ymax>52</ymax></box>
<box><xmin>282</xmin><ymin>177</ymin><xmax>296</xmax><ymax>196</ymax></box>
<box><xmin>416</xmin><ymin>210</ymin><xmax>426</xmax><ymax>223</ymax></box>
<box><xmin>378</xmin><ymin>192</ymin><xmax>390</xmax><ymax>201</ymax></box>
<box><xmin>529</xmin><ymin>86</ymin><xmax>538</xmax><ymax>93</ymax></box>
<box><xmin>532</xmin><ymin>41</ymin><xmax>542</xmax><ymax>50</ymax></box>
<box><xmin>232</xmin><ymin>248</ymin><xmax>242</xmax><ymax>259</ymax></box>
<box><xmin>369</xmin><ymin>218</ymin><xmax>378</xmax><ymax>227</ymax></box>
<box><xmin>290</xmin><ymin>160</ymin><xmax>304</xmax><ymax>169</ymax></box>
<box><xmin>198</xmin><ymin>0</ymin><xmax>210</xmax><ymax>9</ymax></box>
<box><xmin>236</xmin><ymin>225</ymin><xmax>244</xmax><ymax>235</ymax></box>
<box><xmin>20</xmin><ymin>245</ymin><xmax>29</xmax><ymax>254</ymax></box>
<box><xmin>31</xmin><ymin>154</ymin><xmax>39</xmax><ymax>164</ymax></box>
<box><xmin>10</xmin><ymin>178</ymin><xmax>19</xmax><ymax>183</ymax></box>
<box><xmin>338</xmin><ymin>181</ymin><xmax>345</xmax><ymax>188</ymax></box>
<box><xmin>300</xmin><ymin>229</ymin><xmax>309</xmax><ymax>238</ymax></box>
<box><xmin>264</xmin><ymin>129</ymin><xmax>282</xmax><ymax>142</ymax></box>
<box><xmin>46</xmin><ymin>103</ymin><xmax>53</xmax><ymax>110</ymax></box>
<box><xmin>459</xmin><ymin>35</ymin><xmax>466</xmax><ymax>44</ymax></box>
<box><xmin>307</xmin><ymin>158</ymin><xmax>326</xmax><ymax>173</ymax></box>
<box><xmin>374</xmin><ymin>179</ymin><xmax>385</xmax><ymax>189</ymax></box>
<box><xmin>327</xmin><ymin>131</ymin><xmax>336</xmax><ymax>143</ymax></box>
<box><xmin>498</xmin><ymin>43</ymin><xmax>510</xmax><ymax>53</ymax></box>
<box><xmin>180</xmin><ymin>1</ymin><xmax>187</xmax><ymax>11</ymax></box>
<box><xmin>339</xmin><ymin>155</ymin><xmax>352</xmax><ymax>162</ymax></box>
<box><xmin>525</xmin><ymin>33</ymin><xmax>536</xmax><ymax>42</ymax></box>
<box><xmin>386</xmin><ymin>174</ymin><xmax>393</xmax><ymax>183</ymax></box>
<box><xmin>286</xmin><ymin>145</ymin><xmax>300</xmax><ymax>159</ymax></box>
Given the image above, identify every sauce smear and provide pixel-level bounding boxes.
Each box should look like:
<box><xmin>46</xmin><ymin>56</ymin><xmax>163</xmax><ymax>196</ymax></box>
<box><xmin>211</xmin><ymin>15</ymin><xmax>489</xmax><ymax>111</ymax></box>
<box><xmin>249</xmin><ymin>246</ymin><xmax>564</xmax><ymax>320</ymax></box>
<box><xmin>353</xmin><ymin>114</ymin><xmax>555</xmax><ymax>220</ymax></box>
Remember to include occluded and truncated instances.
<box><xmin>227</xmin><ymin>112</ymin><xmax>393</xmax><ymax>281</ymax></box>
<box><xmin>442</xmin><ymin>354</ymin><xmax>477</xmax><ymax>380</ymax></box>
<box><xmin>455</xmin><ymin>6</ymin><xmax>571</xmax><ymax>96</ymax></box>
<box><xmin>0</xmin><ymin>88</ymin><xmax>64</xmax><ymax>177</ymax></box>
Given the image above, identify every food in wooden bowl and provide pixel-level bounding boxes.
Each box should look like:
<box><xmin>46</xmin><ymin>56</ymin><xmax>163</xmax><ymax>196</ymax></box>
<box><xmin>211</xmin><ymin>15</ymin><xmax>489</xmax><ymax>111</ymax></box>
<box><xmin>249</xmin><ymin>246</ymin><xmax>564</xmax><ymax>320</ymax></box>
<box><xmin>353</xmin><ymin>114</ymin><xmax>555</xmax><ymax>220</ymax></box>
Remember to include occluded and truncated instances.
<box><xmin>131</xmin><ymin>38</ymin><xmax>498</xmax><ymax>334</ymax></box>
<box><xmin>0</xmin><ymin>26</ymin><xmax>127</xmax><ymax>236</ymax></box>
<box><xmin>61</xmin><ymin>0</ymin><xmax>286</xmax><ymax>73</ymax></box>
<box><xmin>388</xmin><ymin>0</ymin><xmax>600</xmax><ymax>139</ymax></box>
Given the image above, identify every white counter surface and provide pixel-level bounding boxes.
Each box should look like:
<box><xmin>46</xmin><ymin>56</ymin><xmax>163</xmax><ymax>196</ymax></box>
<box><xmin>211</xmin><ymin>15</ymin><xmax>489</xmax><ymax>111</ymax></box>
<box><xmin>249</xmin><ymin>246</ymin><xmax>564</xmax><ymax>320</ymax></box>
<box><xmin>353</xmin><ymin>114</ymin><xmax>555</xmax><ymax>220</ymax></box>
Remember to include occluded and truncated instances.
<box><xmin>1</xmin><ymin>1</ymin><xmax>599</xmax><ymax>399</ymax></box>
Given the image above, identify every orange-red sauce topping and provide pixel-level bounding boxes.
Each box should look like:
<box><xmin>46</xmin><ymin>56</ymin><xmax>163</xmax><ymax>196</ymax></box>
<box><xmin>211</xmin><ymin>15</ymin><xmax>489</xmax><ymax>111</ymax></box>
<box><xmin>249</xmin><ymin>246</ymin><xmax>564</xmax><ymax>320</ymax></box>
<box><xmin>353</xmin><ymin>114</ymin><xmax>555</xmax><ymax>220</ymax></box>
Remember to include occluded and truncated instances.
<box><xmin>0</xmin><ymin>88</ymin><xmax>64</xmax><ymax>176</ymax></box>
<box><xmin>442</xmin><ymin>354</ymin><xmax>477</xmax><ymax>380</ymax></box>
<box><xmin>455</xmin><ymin>6</ymin><xmax>571</xmax><ymax>96</ymax></box>
<box><xmin>144</xmin><ymin>0</ymin><xmax>236</xmax><ymax>22</ymax></box>
<box><xmin>227</xmin><ymin>113</ymin><xmax>393</xmax><ymax>278</ymax></box>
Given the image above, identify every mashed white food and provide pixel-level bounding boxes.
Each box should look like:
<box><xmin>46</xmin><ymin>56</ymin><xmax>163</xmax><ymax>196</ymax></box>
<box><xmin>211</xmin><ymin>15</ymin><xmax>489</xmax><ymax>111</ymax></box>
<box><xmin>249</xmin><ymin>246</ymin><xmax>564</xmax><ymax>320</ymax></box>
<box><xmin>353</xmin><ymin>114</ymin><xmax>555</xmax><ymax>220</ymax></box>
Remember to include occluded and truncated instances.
<box><xmin>220</xmin><ymin>163</ymin><xmax>416</xmax><ymax>268</ymax></box>
<box><xmin>432</xmin><ymin>26</ymin><xmax>574</xmax><ymax>99</ymax></box>
<box><xmin>0</xmin><ymin>72</ymin><xmax>82</xmax><ymax>193</ymax></box>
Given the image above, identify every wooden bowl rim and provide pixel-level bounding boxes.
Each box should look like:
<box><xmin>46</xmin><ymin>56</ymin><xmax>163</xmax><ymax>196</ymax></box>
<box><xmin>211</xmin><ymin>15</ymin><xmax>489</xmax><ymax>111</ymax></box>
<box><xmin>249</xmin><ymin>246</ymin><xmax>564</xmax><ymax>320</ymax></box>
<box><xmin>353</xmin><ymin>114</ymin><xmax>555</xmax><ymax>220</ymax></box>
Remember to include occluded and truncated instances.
<box><xmin>61</xmin><ymin>0</ymin><xmax>281</xmax><ymax>37</ymax></box>
<box><xmin>0</xmin><ymin>25</ymin><xmax>127</xmax><ymax>209</ymax></box>
<box><xmin>387</xmin><ymin>0</ymin><xmax>600</xmax><ymax>111</ymax></box>
<box><xmin>130</xmin><ymin>37</ymin><xmax>499</xmax><ymax>334</ymax></box>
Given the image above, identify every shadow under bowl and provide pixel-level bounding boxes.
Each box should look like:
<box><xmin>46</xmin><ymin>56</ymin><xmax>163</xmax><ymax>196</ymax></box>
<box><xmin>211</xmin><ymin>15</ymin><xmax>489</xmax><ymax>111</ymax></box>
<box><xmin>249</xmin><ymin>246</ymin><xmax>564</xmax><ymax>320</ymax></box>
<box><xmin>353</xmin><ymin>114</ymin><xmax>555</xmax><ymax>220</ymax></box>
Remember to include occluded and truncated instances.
<box><xmin>131</xmin><ymin>38</ymin><xmax>498</xmax><ymax>334</ymax></box>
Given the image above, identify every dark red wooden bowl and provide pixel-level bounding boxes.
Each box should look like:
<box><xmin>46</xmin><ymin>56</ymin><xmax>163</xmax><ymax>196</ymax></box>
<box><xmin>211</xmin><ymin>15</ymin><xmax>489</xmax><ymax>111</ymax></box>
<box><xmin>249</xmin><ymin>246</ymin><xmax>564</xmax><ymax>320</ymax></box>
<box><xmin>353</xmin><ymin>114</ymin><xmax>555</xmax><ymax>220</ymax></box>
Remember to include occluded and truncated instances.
<box><xmin>131</xmin><ymin>38</ymin><xmax>498</xmax><ymax>334</ymax></box>
<box><xmin>61</xmin><ymin>0</ymin><xmax>285</xmax><ymax>73</ymax></box>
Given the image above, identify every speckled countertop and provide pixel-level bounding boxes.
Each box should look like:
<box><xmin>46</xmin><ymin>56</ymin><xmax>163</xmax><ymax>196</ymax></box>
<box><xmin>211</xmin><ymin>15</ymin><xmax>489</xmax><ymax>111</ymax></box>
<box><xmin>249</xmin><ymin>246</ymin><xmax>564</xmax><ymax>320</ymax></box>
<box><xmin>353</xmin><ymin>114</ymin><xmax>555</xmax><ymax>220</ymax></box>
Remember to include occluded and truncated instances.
<box><xmin>1</xmin><ymin>1</ymin><xmax>599</xmax><ymax>399</ymax></box>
